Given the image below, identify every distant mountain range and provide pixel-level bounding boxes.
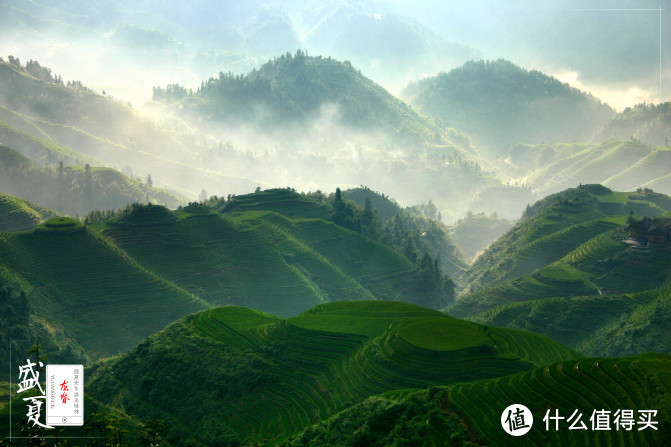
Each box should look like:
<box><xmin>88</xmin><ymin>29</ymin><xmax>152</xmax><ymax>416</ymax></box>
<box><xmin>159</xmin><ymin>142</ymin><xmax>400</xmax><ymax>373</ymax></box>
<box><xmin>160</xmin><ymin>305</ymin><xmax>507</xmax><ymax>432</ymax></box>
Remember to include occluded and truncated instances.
<box><xmin>594</xmin><ymin>102</ymin><xmax>671</xmax><ymax>147</ymax></box>
<box><xmin>403</xmin><ymin>59</ymin><xmax>615</xmax><ymax>154</ymax></box>
<box><xmin>1</xmin><ymin>3</ymin><xmax>671</xmax><ymax>445</ymax></box>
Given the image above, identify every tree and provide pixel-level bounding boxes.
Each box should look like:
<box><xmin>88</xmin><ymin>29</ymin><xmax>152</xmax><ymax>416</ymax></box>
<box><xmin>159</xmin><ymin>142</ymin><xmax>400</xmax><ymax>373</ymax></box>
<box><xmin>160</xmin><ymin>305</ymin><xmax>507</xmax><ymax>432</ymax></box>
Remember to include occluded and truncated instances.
<box><xmin>27</xmin><ymin>343</ymin><xmax>46</xmax><ymax>366</ymax></box>
<box><xmin>140</xmin><ymin>419</ymin><xmax>165</xmax><ymax>446</ymax></box>
<box><xmin>145</xmin><ymin>174</ymin><xmax>153</xmax><ymax>203</ymax></box>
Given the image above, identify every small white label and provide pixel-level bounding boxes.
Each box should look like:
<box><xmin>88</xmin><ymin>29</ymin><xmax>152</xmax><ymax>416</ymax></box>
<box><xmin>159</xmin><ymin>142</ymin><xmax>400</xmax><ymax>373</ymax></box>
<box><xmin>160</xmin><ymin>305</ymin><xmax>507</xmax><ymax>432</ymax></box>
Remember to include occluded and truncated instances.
<box><xmin>45</xmin><ymin>364</ymin><xmax>84</xmax><ymax>426</ymax></box>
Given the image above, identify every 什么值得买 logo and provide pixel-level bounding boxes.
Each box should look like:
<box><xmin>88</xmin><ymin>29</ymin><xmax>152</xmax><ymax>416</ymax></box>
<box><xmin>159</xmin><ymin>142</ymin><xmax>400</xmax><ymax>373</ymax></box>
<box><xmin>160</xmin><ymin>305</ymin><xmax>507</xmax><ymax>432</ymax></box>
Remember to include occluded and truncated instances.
<box><xmin>501</xmin><ymin>404</ymin><xmax>533</xmax><ymax>436</ymax></box>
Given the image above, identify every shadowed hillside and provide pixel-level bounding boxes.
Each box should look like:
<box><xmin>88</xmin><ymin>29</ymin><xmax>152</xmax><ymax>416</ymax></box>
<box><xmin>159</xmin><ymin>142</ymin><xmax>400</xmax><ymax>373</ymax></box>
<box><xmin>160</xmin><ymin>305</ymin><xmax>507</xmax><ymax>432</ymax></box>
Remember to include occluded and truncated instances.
<box><xmin>290</xmin><ymin>353</ymin><xmax>671</xmax><ymax>446</ymax></box>
<box><xmin>0</xmin><ymin>192</ymin><xmax>60</xmax><ymax>232</ymax></box>
<box><xmin>87</xmin><ymin>301</ymin><xmax>580</xmax><ymax>445</ymax></box>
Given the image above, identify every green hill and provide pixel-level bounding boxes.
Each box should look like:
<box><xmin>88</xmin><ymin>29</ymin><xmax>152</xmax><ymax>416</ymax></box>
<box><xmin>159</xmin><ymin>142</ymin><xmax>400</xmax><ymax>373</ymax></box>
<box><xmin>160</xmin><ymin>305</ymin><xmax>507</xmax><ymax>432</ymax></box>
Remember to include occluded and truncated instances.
<box><xmin>217</xmin><ymin>188</ymin><xmax>467</xmax><ymax>278</ymax></box>
<box><xmin>449</xmin><ymin>185</ymin><xmax>671</xmax><ymax>356</ymax></box>
<box><xmin>0</xmin><ymin>192</ymin><xmax>60</xmax><ymax>232</ymax></box>
<box><xmin>459</xmin><ymin>185</ymin><xmax>670</xmax><ymax>296</ymax></box>
<box><xmin>595</xmin><ymin>102</ymin><xmax>671</xmax><ymax>147</ymax></box>
<box><xmin>0</xmin><ymin>58</ymin><xmax>268</xmax><ymax>199</ymax></box>
<box><xmin>0</xmin><ymin>144</ymin><xmax>184</xmax><ymax>215</ymax></box>
<box><xmin>0</xmin><ymin>216</ymin><xmax>207</xmax><ymax>358</ymax></box>
<box><xmin>155</xmin><ymin>51</ymin><xmax>447</xmax><ymax>141</ymax></box>
<box><xmin>507</xmin><ymin>140</ymin><xmax>671</xmax><ymax>198</ymax></box>
<box><xmin>87</xmin><ymin>301</ymin><xmax>580</xmax><ymax>445</ymax></box>
<box><xmin>403</xmin><ymin>59</ymin><xmax>615</xmax><ymax>155</ymax></box>
<box><xmin>290</xmin><ymin>353</ymin><xmax>671</xmax><ymax>446</ymax></box>
<box><xmin>101</xmin><ymin>200</ymin><xmax>455</xmax><ymax>315</ymax></box>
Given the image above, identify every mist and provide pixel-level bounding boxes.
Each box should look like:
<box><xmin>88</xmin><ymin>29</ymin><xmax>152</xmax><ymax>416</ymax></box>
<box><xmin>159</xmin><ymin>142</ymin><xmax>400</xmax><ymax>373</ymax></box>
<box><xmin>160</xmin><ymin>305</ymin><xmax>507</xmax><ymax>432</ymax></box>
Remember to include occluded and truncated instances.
<box><xmin>1</xmin><ymin>0</ymin><xmax>670</xmax><ymax>234</ymax></box>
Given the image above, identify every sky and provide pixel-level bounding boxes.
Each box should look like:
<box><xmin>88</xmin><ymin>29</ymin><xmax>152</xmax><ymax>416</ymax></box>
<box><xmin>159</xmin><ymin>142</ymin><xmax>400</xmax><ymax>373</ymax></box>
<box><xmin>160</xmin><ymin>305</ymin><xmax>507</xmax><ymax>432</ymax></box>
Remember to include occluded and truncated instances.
<box><xmin>0</xmin><ymin>0</ymin><xmax>669</xmax><ymax>110</ymax></box>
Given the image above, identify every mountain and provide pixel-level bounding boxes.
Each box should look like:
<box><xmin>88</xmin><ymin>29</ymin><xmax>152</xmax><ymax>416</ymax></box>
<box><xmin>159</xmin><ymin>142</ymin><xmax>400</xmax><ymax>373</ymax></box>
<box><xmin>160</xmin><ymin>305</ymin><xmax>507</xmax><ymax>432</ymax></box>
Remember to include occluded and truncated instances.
<box><xmin>154</xmin><ymin>50</ymin><xmax>459</xmax><ymax>141</ymax></box>
<box><xmin>0</xmin><ymin>55</ymin><xmax>533</xmax><ymax>220</ymax></box>
<box><xmin>87</xmin><ymin>301</ymin><xmax>580</xmax><ymax>445</ymax></box>
<box><xmin>0</xmin><ymin>192</ymin><xmax>60</xmax><ymax>232</ymax></box>
<box><xmin>289</xmin><ymin>352</ymin><xmax>671</xmax><ymax>446</ymax></box>
<box><xmin>0</xmin><ymin>144</ymin><xmax>184</xmax><ymax>216</ymax></box>
<box><xmin>594</xmin><ymin>102</ymin><xmax>671</xmax><ymax>147</ymax></box>
<box><xmin>0</xmin><ymin>58</ymin><xmax>268</xmax><ymax>199</ymax></box>
<box><xmin>403</xmin><ymin>59</ymin><xmax>615</xmax><ymax>155</ymax></box>
<box><xmin>0</xmin><ymin>192</ymin><xmax>458</xmax><ymax>366</ymax></box>
<box><xmin>447</xmin><ymin>211</ymin><xmax>515</xmax><ymax>261</ymax></box>
<box><xmin>505</xmin><ymin>140</ymin><xmax>671</xmax><ymax>198</ymax></box>
<box><xmin>152</xmin><ymin>53</ymin><xmax>538</xmax><ymax>220</ymax></box>
<box><xmin>448</xmin><ymin>185</ymin><xmax>671</xmax><ymax>356</ymax></box>
<box><xmin>0</xmin><ymin>215</ymin><xmax>207</xmax><ymax>360</ymax></box>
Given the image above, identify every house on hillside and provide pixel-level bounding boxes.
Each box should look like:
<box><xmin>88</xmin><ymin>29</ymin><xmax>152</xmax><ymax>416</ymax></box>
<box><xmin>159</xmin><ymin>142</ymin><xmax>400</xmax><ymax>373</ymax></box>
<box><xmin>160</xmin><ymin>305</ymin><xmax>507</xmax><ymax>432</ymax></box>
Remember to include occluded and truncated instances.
<box><xmin>629</xmin><ymin>217</ymin><xmax>653</xmax><ymax>241</ymax></box>
<box><xmin>647</xmin><ymin>224</ymin><xmax>666</xmax><ymax>245</ymax></box>
<box><xmin>629</xmin><ymin>217</ymin><xmax>671</xmax><ymax>247</ymax></box>
<box><xmin>629</xmin><ymin>217</ymin><xmax>671</xmax><ymax>246</ymax></box>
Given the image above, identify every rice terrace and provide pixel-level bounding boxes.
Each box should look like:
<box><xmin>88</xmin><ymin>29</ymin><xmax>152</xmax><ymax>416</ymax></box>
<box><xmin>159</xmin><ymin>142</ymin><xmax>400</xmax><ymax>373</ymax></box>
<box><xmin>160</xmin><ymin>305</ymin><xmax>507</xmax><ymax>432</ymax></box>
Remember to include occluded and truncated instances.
<box><xmin>2</xmin><ymin>1</ymin><xmax>671</xmax><ymax>445</ymax></box>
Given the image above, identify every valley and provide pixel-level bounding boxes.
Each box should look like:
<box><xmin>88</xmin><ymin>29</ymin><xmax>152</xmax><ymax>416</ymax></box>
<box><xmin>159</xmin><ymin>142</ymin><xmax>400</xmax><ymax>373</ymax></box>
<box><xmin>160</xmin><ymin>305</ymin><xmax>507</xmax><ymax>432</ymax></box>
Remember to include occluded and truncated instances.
<box><xmin>1</xmin><ymin>2</ymin><xmax>670</xmax><ymax>445</ymax></box>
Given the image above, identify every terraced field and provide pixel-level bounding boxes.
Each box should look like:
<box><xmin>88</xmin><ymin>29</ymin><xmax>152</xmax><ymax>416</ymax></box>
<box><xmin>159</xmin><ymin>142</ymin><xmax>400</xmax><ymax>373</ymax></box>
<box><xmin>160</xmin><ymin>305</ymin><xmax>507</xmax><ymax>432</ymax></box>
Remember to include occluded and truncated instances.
<box><xmin>461</xmin><ymin>186</ymin><xmax>669</xmax><ymax>297</ymax></box>
<box><xmin>519</xmin><ymin>140</ymin><xmax>671</xmax><ymax>200</ymax></box>
<box><xmin>88</xmin><ymin>301</ymin><xmax>580</xmax><ymax>445</ymax></box>
<box><xmin>0</xmin><ymin>192</ymin><xmax>59</xmax><ymax>232</ymax></box>
<box><xmin>604</xmin><ymin>147</ymin><xmax>671</xmax><ymax>192</ymax></box>
<box><xmin>452</xmin><ymin>226</ymin><xmax>671</xmax><ymax>318</ymax></box>
<box><xmin>103</xmin><ymin>207</ymin><xmax>329</xmax><ymax>316</ymax></box>
<box><xmin>0</xmin><ymin>217</ymin><xmax>207</xmax><ymax>356</ymax></box>
<box><xmin>101</xmin><ymin>204</ymin><xmax>435</xmax><ymax>317</ymax></box>
<box><xmin>288</xmin><ymin>352</ymin><xmax>671</xmax><ymax>446</ymax></box>
<box><xmin>470</xmin><ymin>287</ymin><xmax>671</xmax><ymax>357</ymax></box>
<box><xmin>449</xmin><ymin>353</ymin><xmax>671</xmax><ymax>446</ymax></box>
<box><xmin>223</xmin><ymin>188</ymin><xmax>331</xmax><ymax>219</ymax></box>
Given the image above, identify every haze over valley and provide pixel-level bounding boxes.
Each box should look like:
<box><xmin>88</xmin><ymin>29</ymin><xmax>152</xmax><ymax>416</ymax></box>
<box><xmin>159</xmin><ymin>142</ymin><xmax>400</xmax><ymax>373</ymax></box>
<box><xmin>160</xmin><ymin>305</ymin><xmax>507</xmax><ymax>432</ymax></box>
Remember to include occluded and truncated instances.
<box><xmin>1</xmin><ymin>1</ymin><xmax>671</xmax><ymax>446</ymax></box>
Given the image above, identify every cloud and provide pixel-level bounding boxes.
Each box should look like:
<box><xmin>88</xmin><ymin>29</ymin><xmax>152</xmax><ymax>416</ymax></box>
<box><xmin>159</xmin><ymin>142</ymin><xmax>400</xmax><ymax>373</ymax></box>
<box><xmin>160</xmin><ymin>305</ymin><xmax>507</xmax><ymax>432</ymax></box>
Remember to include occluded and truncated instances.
<box><xmin>552</xmin><ymin>69</ymin><xmax>658</xmax><ymax>111</ymax></box>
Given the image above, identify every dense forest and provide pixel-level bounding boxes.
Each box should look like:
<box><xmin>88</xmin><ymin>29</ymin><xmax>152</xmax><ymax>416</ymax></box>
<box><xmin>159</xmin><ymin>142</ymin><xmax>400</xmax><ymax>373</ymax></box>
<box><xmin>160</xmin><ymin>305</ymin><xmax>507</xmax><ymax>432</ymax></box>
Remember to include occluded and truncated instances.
<box><xmin>403</xmin><ymin>59</ymin><xmax>615</xmax><ymax>154</ymax></box>
<box><xmin>1</xmin><ymin>2</ymin><xmax>671</xmax><ymax>444</ymax></box>
<box><xmin>0</xmin><ymin>144</ymin><xmax>182</xmax><ymax>216</ymax></box>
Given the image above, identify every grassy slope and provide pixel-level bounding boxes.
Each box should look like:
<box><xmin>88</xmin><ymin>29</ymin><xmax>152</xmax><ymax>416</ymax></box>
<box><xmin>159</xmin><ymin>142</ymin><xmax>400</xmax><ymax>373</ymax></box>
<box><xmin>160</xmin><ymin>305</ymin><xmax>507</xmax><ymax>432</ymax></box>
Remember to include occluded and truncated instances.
<box><xmin>0</xmin><ymin>217</ymin><xmax>207</xmax><ymax>357</ymax></box>
<box><xmin>451</xmin><ymin>186</ymin><xmax>671</xmax><ymax>356</ymax></box>
<box><xmin>449</xmin><ymin>353</ymin><xmax>671</xmax><ymax>446</ymax></box>
<box><xmin>88</xmin><ymin>301</ymin><xmax>580</xmax><ymax>445</ymax></box>
<box><xmin>517</xmin><ymin>140</ymin><xmax>671</xmax><ymax>197</ymax></box>
<box><xmin>459</xmin><ymin>186</ymin><xmax>669</xmax><ymax>297</ymax></box>
<box><xmin>0</xmin><ymin>60</ymin><xmax>265</xmax><ymax>197</ymax></box>
<box><xmin>288</xmin><ymin>353</ymin><xmax>671</xmax><ymax>446</ymax></box>
<box><xmin>0</xmin><ymin>192</ymin><xmax>60</xmax><ymax>232</ymax></box>
<box><xmin>101</xmin><ymin>202</ymin><xmax>437</xmax><ymax>317</ymax></box>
